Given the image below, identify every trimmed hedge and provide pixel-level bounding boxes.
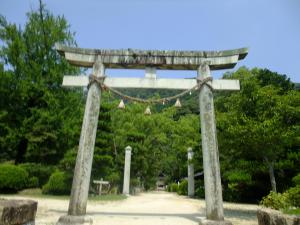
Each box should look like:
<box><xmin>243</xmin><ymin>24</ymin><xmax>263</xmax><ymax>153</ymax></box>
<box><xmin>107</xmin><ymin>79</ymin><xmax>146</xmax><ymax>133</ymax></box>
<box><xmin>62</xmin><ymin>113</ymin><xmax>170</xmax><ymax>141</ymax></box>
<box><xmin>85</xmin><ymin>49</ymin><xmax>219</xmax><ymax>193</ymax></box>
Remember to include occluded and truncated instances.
<box><xmin>42</xmin><ymin>171</ymin><xmax>72</xmax><ymax>195</ymax></box>
<box><xmin>0</xmin><ymin>164</ymin><xmax>29</xmax><ymax>192</ymax></box>
<box><xmin>19</xmin><ymin>163</ymin><xmax>55</xmax><ymax>187</ymax></box>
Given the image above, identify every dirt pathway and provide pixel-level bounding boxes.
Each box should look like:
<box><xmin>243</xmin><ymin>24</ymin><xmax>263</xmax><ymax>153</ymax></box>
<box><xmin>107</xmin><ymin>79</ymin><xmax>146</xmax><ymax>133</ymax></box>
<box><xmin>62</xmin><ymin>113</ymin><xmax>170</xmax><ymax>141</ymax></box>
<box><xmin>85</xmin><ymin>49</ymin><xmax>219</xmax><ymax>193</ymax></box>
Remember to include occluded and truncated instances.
<box><xmin>2</xmin><ymin>191</ymin><xmax>258</xmax><ymax>225</ymax></box>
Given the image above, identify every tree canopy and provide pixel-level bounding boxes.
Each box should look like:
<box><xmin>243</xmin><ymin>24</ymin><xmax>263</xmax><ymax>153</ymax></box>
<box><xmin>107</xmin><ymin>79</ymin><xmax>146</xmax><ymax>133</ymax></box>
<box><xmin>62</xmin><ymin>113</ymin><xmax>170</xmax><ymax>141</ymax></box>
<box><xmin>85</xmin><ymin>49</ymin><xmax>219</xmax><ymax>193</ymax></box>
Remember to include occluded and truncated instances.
<box><xmin>0</xmin><ymin>2</ymin><xmax>83</xmax><ymax>164</ymax></box>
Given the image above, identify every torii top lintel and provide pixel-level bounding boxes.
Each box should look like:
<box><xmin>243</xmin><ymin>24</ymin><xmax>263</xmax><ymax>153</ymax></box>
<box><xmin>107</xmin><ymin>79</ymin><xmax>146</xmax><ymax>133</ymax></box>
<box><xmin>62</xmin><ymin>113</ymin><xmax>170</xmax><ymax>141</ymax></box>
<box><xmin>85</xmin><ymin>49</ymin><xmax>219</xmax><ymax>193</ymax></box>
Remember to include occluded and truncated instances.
<box><xmin>55</xmin><ymin>44</ymin><xmax>248</xmax><ymax>71</ymax></box>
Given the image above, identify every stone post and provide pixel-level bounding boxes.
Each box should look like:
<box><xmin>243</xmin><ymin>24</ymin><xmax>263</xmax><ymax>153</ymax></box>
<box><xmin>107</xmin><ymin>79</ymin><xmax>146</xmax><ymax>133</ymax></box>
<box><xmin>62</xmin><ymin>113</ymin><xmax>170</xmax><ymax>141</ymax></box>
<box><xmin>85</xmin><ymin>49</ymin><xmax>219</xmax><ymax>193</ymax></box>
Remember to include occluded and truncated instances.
<box><xmin>122</xmin><ymin>146</ymin><xmax>132</xmax><ymax>195</ymax></box>
<box><xmin>198</xmin><ymin>63</ymin><xmax>231</xmax><ymax>225</ymax></box>
<box><xmin>57</xmin><ymin>58</ymin><xmax>105</xmax><ymax>225</ymax></box>
<box><xmin>187</xmin><ymin>147</ymin><xmax>195</xmax><ymax>197</ymax></box>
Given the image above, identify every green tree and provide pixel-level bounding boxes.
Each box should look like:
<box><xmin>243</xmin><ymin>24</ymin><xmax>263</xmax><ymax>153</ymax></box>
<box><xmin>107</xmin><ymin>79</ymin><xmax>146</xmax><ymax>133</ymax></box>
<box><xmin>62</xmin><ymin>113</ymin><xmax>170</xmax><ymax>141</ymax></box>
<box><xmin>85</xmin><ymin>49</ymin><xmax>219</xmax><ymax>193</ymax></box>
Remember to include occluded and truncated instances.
<box><xmin>92</xmin><ymin>99</ymin><xmax>120</xmax><ymax>188</ymax></box>
<box><xmin>216</xmin><ymin>67</ymin><xmax>300</xmax><ymax>198</ymax></box>
<box><xmin>110</xmin><ymin>99</ymin><xmax>201</xmax><ymax>190</ymax></box>
<box><xmin>0</xmin><ymin>1</ymin><xmax>83</xmax><ymax>164</ymax></box>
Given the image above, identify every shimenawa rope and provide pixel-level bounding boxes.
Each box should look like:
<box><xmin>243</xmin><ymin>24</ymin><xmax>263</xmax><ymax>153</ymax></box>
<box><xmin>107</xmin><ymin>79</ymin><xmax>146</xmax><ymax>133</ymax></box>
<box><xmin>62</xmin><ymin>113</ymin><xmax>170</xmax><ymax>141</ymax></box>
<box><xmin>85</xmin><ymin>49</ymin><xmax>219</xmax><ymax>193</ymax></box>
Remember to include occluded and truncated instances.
<box><xmin>88</xmin><ymin>75</ymin><xmax>213</xmax><ymax>104</ymax></box>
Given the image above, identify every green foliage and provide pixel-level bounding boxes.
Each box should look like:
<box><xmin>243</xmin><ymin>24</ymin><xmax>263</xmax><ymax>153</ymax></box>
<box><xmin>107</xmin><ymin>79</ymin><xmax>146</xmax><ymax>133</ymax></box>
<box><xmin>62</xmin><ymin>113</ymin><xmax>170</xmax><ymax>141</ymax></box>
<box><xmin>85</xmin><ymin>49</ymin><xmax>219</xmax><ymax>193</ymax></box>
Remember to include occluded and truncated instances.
<box><xmin>168</xmin><ymin>183</ymin><xmax>179</xmax><ymax>192</ymax></box>
<box><xmin>0</xmin><ymin>1</ymin><xmax>83</xmax><ymax>164</ymax></box>
<box><xmin>286</xmin><ymin>185</ymin><xmax>300</xmax><ymax>208</ymax></box>
<box><xmin>223</xmin><ymin>170</ymin><xmax>252</xmax><ymax>202</ymax></box>
<box><xmin>92</xmin><ymin>101</ymin><xmax>118</xmax><ymax>186</ymax></box>
<box><xmin>283</xmin><ymin>208</ymin><xmax>300</xmax><ymax>215</ymax></box>
<box><xmin>42</xmin><ymin>171</ymin><xmax>71</xmax><ymax>195</ymax></box>
<box><xmin>0</xmin><ymin>163</ymin><xmax>29</xmax><ymax>192</ymax></box>
<box><xmin>260</xmin><ymin>185</ymin><xmax>300</xmax><ymax>210</ymax></box>
<box><xmin>292</xmin><ymin>174</ymin><xmax>300</xmax><ymax>186</ymax></box>
<box><xmin>195</xmin><ymin>180</ymin><xmax>205</xmax><ymax>198</ymax></box>
<box><xmin>217</xmin><ymin>67</ymin><xmax>300</xmax><ymax>202</ymax></box>
<box><xmin>19</xmin><ymin>163</ymin><xmax>55</xmax><ymax>187</ymax></box>
<box><xmin>260</xmin><ymin>191</ymin><xmax>289</xmax><ymax>210</ymax></box>
<box><xmin>225</xmin><ymin>170</ymin><xmax>252</xmax><ymax>184</ymax></box>
<box><xmin>254</xmin><ymin>68</ymin><xmax>294</xmax><ymax>92</ymax></box>
<box><xmin>110</xmin><ymin>101</ymin><xmax>202</xmax><ymax>191</ymax></box>
<box><xmin>177</xmin><ymin>179</ymin><xmax>188</xmax><ymax>195</ymax></box>
<box><xmin>27</xmin><ymin>176</ymin><xmax>39</xmax><ymax>188</ymax></box>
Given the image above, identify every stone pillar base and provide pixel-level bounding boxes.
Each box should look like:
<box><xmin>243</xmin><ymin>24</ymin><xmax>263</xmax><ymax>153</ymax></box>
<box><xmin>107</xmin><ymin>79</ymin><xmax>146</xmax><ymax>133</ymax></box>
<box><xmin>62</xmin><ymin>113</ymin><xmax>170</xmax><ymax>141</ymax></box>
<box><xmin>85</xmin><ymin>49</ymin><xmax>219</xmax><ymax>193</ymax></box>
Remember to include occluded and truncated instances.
<box><xmin>199</xmin><ymin>218</ymin><xmax>232</xmax><ymax>225</ymax></box>
<box><xmin>56</xmin><ymin>215</ymin><xmax>93</xmax><ymax>225</ymax></box>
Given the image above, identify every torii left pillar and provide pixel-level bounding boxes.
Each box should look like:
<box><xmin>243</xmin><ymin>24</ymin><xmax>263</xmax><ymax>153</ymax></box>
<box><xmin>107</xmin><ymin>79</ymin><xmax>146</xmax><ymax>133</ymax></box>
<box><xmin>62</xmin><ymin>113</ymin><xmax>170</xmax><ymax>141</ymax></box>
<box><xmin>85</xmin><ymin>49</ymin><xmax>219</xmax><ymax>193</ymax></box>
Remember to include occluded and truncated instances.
<box><xmin>198</xmin><ymin>63</ymin><xmax>231</xmax><ymax>225</ymax></box>
<box><xmin>57</xmin><ymin>58</ymin><xmax>105</xmax><ymax>225</ymax></box>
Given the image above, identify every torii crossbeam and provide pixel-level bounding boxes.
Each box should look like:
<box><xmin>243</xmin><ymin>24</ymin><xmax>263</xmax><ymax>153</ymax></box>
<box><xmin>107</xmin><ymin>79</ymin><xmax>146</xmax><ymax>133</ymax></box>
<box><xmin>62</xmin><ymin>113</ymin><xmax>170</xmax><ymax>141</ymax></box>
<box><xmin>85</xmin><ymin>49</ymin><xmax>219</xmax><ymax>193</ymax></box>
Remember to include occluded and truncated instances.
<box><xmin>55</xmin><ymin>44</ymin><xmax>248</xmax><ymax>225</ymax></box>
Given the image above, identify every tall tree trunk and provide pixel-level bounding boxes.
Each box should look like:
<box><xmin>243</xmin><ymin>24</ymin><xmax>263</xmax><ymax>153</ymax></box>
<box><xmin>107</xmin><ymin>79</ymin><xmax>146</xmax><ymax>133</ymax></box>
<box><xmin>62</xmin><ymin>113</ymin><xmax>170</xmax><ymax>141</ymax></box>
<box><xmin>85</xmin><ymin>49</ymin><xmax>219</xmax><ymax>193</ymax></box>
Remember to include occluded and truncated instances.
<box><xmin>264</xmin><ymin>157</ymin><xmax>277</xmax><ymax>192</ymax></box>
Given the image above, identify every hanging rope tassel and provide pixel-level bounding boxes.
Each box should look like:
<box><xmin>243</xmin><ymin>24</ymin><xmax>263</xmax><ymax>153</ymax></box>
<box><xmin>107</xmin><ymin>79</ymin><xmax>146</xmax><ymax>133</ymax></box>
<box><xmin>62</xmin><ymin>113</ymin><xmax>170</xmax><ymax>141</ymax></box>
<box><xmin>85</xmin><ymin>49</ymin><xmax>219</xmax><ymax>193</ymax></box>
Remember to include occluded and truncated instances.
<box><xmin>174</xmin><ymin>98</ymin><xmax>182</xmax><ymax>108</ymax></box>
<box><xmin>144</xmin><ymin>106</ymin><xmax>151</xmax><ymax>115</ymax></box>
<box><xmin>118</xmin><ymin>99</ymin><xmax>125</xmax><ymax>109</ymax></box>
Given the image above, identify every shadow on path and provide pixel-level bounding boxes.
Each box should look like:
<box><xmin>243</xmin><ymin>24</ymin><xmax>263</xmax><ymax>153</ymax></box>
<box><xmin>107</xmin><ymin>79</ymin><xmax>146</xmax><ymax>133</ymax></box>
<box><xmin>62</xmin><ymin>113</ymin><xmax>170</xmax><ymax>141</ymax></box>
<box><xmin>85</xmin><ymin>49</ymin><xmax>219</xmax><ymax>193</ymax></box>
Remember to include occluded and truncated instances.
<box><xmin>51</xmin><ymin>208</ymin><xmax>257</xmax><ymax>223</ymax></box>
<box><xmin>50</xmin><ymin>209</ymin><xmax>204</xmax><ymax>223</ymax></box>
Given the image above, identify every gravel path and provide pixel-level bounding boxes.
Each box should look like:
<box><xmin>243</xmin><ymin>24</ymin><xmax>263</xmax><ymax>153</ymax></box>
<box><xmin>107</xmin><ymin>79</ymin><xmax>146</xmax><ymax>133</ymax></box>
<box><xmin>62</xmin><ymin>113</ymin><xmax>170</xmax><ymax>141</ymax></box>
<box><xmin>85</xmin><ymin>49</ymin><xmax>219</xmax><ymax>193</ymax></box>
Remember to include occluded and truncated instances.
<box><xmin>2</xmin><ymin>191</ymin><xmax>258</xmax><ymax>225</ymax></box>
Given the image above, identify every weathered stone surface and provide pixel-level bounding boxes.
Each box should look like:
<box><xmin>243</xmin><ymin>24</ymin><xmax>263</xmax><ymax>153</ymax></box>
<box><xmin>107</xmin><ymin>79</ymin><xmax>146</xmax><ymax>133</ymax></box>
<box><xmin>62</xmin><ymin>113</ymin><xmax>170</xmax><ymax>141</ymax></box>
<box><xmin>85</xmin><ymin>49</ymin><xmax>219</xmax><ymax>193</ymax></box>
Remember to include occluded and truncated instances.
<box><xmin>0</xmin><ymin>199</ymin><xmax>37</xmax><ymax>225</ymax></box>
<box><xmin>57</xmin><ymin>215</ymin><xmax>92</xmax><ymax>225</ymax></box>
<box><xmin>199</xmin><ymin>218</ymin><xmax>232</xmax><ymax>225</ymax></box>
<box><xmin>198</xmin><ymin>63</ymin><xmax>224</xmax><ymax>221</ymax></box>
<box><xmin>66</xmin><ymin>59</ymin><xmax>104</xmax><ymax>217</ymax></box>
<box><xmin>62</xmin><ymin>76</ymin><xmax>241</xmax><ymax>91</ymax></box>
<box><xmin>55</xmin><ymin>44</ymin><xmax>248</xmax><ymax>70</ymax></box>
<box><xmin>257</xmin><ymin>208</ymin><xmax>300</xmax><ymax>225</ymax></box>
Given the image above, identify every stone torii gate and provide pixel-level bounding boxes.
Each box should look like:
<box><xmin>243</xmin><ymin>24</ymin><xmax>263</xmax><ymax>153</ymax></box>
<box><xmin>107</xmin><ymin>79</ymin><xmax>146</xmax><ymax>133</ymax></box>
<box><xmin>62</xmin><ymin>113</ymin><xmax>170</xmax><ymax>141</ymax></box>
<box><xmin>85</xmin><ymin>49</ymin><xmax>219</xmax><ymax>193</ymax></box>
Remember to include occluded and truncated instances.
<box><xmin>55</xmin><ymin>44</ymin><xmax>248</xmax><ymax>225</ymax></box>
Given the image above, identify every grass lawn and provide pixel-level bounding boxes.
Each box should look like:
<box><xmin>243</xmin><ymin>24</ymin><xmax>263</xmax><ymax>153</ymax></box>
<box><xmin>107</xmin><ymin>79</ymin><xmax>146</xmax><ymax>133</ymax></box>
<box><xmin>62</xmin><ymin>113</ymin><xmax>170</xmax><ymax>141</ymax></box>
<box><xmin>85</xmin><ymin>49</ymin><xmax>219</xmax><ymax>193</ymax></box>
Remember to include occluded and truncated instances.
<box><xmin>283</xmin><ymin>208</ymin><xmax>300</xmax><ymax>216</ymax></box>
<box><xmin>1</xmin><ymin>188</ymin><xmax>127</xmax><ymax>201</ymax></box>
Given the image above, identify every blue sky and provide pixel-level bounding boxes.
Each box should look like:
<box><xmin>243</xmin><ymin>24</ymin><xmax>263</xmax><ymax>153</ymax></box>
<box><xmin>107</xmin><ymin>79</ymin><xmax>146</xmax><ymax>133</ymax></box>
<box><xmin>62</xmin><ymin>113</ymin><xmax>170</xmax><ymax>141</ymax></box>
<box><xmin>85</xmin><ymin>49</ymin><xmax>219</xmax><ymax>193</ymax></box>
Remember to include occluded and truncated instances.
<box><xmin>1</xmin><ymin>0</ymin><xmax>300</xmax><ymax>82</ymax></box>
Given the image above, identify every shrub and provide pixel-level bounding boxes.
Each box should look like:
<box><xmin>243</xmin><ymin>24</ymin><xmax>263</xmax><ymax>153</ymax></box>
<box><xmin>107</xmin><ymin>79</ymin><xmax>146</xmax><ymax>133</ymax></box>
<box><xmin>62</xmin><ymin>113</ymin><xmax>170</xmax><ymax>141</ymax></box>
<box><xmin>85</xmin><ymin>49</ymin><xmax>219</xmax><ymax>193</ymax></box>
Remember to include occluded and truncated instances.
<box><xmin>286</xmin><ymin>185</ymin><xmax>300</xmax><ymax>208</ymax></box>
<box><xmin>0</xmin><ymin>163</ymin><xmax>29</xmax><ymax>192</ymax></box>
<box><xmin>223</xmin><ymin>183</ymin><xmax>242</xmax><ymax>202</ymax></box>
<box><xmin>19</xmin><ymin>163</ymin><xmax>55</xmax><ymax>187</ymax></box>
<box><xmin>292</xmin><ymin>174</ymin><xmax>300</xmax><ymax>186</ymax></box>
<box><xmin>177</xmin><ymin>180</ymin><xmax>188</xmax><ymax>195</ymax></box>
<box><xmin>260</xmin><ymin>191</ymin><xmax>290</xmax><ymax>210</ymax></box>
<box><xmin>195</xmin><ymin>186</ymin><xmax>205</xmax><ymax>199</ymax></box>
<box><xmin>166</xmin><ymin>184</ymin><xmax>171</xmax><ymax>192</ymax></box>
<box><xmin>27</xmin><ymin>176</ymin><xmax>39</xmax><ymax>188</ymax></box>
<box><xmin>42</xmin><ymin>171</ymin><xmax>72</xmax><ymax>195</ymax></box>
<box><xmin>168</xmin><ymin>183</ymin><xmax>179</xmax><ymax>192</ymax></box>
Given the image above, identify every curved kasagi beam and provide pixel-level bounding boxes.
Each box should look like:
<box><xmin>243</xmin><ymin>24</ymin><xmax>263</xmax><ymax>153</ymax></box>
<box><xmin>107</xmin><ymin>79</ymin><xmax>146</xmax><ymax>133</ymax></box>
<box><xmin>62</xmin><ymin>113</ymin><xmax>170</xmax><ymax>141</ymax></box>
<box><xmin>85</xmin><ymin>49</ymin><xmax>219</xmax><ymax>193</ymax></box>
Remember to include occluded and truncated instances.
<box><xmin>55</xmin><ymin>44</ymin><xmax>248</xmax><ymax>70</ymax></box>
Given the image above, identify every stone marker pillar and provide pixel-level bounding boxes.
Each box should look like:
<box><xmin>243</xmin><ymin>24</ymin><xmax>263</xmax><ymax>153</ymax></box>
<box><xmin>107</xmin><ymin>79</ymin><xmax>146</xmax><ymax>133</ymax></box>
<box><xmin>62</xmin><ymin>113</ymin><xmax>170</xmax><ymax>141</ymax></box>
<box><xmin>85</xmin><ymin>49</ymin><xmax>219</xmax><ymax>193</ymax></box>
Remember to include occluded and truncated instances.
<box><xmin>187</xmin><ymin>147</ymin><xmax>195</xmax><ymax>197</ymax></box>
<box><xmin>122</xmin><ymin>146</ymin><xmax>132</xmax><ymax>195</ymax></box>
<box><xmin>198</xmin><ymin>63</ymin><xmax>231</xmax><ymax>225</ymax></box>
<box><xmin>57</xmin><ymin>58</ymin><xmax>105</xmax><ymax>225</ymax></box>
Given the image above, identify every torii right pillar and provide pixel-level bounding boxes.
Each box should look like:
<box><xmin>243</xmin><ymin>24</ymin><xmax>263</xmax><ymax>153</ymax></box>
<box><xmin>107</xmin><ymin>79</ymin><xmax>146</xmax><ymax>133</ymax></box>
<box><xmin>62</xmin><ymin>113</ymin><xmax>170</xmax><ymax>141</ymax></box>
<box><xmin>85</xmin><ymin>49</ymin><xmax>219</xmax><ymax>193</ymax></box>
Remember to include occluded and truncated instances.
<box><xmin>198</xmin><ymin>63</ymin><xmax>231</xmax><ymax>225</ymax></box>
